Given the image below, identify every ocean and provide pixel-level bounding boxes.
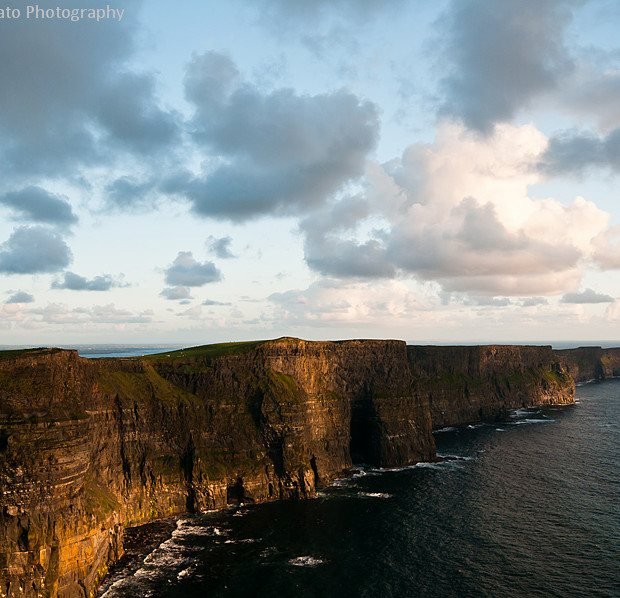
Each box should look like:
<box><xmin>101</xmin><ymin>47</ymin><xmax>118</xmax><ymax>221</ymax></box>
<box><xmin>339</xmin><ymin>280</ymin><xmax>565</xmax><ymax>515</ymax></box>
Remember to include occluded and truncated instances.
<box><xmin>97</xmin><ymin>380</ymin><xmax>620</xmax><ymax>598</ymax></box>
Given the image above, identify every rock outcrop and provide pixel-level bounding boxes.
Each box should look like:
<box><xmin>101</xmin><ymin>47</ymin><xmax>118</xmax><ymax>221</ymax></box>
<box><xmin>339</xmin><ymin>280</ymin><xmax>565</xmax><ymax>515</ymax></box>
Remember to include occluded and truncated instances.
<box><xmin>555</xmin><ymin>346</ymin><xmax>620</xmax><ymax>382</ymax></box>
<box><xmin>0</xmin><ymin>338</ymin><xmax>575</xmax><ymax>597</ymax></box>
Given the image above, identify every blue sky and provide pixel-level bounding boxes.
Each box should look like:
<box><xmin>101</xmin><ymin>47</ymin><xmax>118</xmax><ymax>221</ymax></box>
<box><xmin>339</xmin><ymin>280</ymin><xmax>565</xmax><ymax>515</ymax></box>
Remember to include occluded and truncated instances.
<box><xmin>2</xmin><ymin>0</ymin><xmax>620</xmax><ymax>345</ymax></box>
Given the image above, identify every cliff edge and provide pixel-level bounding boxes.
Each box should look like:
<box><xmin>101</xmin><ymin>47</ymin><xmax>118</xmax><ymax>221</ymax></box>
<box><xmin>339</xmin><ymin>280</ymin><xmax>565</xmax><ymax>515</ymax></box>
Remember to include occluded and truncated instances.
<box><xmin>0</xmin><ymin>338</ymin><xmax>575</xmax><ymax>597</ymax></box>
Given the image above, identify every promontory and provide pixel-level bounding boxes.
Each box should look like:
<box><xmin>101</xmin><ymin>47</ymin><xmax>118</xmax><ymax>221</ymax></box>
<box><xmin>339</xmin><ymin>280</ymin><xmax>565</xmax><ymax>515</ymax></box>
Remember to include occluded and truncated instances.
<box><xmin>1</xmin><ymin>337</ymin><xmax>617</xmax><ymax>597</ymax></box>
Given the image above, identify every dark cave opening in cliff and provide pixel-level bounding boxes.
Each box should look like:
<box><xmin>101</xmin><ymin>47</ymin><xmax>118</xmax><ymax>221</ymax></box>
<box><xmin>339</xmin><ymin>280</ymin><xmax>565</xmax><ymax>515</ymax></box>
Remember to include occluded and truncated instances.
<box><xmin>349</xmin><ymin>402</ymin><xmax>376</xmax><ymax>465</ymax></box>
<box><xmin>227</xmin><ymin>478</ymin><xmax>246</xmax><ymax>505</ymax></box>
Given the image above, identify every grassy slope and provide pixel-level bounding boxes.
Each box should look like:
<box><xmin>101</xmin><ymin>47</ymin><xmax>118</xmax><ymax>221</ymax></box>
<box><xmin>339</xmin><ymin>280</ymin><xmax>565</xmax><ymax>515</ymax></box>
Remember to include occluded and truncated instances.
<box><xmin>141</xmin><ymin>340</ymin><xmax>269</xmax><ymax>361</ymax></box>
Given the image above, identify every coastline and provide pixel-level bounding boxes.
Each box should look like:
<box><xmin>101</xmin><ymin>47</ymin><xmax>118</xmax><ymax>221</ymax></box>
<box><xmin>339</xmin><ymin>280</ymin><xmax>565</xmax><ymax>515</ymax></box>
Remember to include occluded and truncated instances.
<box><xmin>2</xmin><ymin>337</ymin><xmax>616</xmax><ymax>596</ymax></box>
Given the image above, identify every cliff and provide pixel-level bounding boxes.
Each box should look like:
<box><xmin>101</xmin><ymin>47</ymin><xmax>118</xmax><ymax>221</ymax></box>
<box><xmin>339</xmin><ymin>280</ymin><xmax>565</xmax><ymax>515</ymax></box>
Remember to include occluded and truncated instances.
<box><xmin>0</xmin><ymin>339</ymin><xmax>575</xmax><ymax>597</ymax></box>
<box><xmin>554</xmin><ymin>347</ymin><xmax>620</xmax><ymax>382</ymax></box>
<box><xmin>409</xmin><ymin>345</ymin><xmax>575</xmax><ymax>429</ymax></box>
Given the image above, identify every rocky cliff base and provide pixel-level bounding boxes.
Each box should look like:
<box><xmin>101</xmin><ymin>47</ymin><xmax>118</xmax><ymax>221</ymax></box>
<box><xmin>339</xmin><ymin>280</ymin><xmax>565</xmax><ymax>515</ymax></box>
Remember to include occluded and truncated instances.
<box><xmin>0</xmin><ymin>338</ymin><xmax>577</xmax><ymax>597</ymax></box>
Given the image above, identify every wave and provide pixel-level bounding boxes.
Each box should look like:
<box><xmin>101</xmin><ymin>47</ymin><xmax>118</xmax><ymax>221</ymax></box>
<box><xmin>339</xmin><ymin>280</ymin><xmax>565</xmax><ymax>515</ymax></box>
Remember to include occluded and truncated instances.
<box><xmin>288</xmin><ymin>555</ymin><xmax>326</xmax><ymax>567</ymax></box>
<box><xmin>436</xmin><ymin>454</ymin><xmax>473</xmax><ymax>461</ymax></box>
<box><xmin>172</xmin><ymin>521</ymin><xmax>228</xmax><ymax>539</ymax></box>
<box><xmin>511</xmin><ymin>407</ymin><xmax>542</xmax><ymax>417</ymax></box>
<box><xmin>224</xmin><ymin>537</ymin><xmax>262</xmax><ymax>544</ymax></box>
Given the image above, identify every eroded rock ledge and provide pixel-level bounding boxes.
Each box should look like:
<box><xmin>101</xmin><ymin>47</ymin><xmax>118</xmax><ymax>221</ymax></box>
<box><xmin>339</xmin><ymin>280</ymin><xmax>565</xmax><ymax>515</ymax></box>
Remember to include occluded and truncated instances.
<box><xmin>0</xmin><ymin>338</ymin><xmax>583</xmax><ymax>597</ymax></box>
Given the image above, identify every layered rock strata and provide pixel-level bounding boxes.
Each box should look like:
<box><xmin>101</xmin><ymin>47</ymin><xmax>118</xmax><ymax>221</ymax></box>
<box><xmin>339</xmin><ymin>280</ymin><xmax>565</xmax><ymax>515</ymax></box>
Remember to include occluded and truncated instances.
<box><xmin>0</xmin><ymin>338</ymin><xmax>575</xmax><ymax>597</ymax></box>
<box><xmin>555</xmin><ymin>346</ymin><xmax>620</xmax><ymax>382</ymax></box>
<box><xmin>409</xmin><ymin>345</ymin><xmax>575</xmax><ymax>429</ymax></box>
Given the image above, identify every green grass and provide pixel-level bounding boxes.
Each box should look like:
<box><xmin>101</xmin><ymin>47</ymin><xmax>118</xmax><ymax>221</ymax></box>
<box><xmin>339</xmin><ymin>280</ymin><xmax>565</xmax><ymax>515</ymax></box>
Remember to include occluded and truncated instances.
<box><xmin>142</xmin><ymin>339</ymin><xmax>269</xmax><ymax>361</ymax></box>
<box><xmin>195</xmin><ymin>447</ymin><xmax>267</xmax><ymax>479</ymax></box>
<box><xmin>84</xmin><ymin>479</ymin><xmax>120</xmax><ymax>517</ymax></box>
<box><xmin>141</xmin><ymin>337</ymin><xmax>309</xmax><ymax>362</ymax></box>
<box><xmin>257</xmin><ymin>370</ymin><xmax>305</xmax><ymax>404</ymax></box>
<box><xmin>0</xmin><ymin>347</ymin><xmax>53</xmax><ymax>360</ymax></box>
<box><xmin>502</xmin><ymin>366</ymin><xmax>570</xmax><ymax>388</ymax></box>
<box><xmin>0</xmin><ymin>370</ymin><xmax>55</xmax><ymax>401</ymax></box>
<box><xmin>97</xmin><ymin>364</ymin><xmax>200</xmax><ymax>406</ymax></box>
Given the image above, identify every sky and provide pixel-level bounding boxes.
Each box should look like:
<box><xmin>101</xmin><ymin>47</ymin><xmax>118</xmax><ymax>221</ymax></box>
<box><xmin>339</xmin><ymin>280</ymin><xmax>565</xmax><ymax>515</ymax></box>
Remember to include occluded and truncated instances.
<box><xmin>2</xmin><ymin>0</ymin><xmax>620</xmax><ymax>346</ymax></box>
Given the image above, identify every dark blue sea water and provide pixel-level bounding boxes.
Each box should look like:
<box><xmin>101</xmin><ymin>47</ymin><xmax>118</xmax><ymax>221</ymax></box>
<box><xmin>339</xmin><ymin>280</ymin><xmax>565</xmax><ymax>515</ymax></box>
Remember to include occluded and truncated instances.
<box><xmin>0</xmin><ymin>345</ymin><xmax>184</xmax><ymax>358</ymax></box>
<box><xmin>99</xmin><ymin>382</ymin><xmax>620</xmax><ymax>598</ymax></box>
<box><xmin>70</xmin><ymin>345</ymin><xmax>184</xmax><ymax>358</ymax></box>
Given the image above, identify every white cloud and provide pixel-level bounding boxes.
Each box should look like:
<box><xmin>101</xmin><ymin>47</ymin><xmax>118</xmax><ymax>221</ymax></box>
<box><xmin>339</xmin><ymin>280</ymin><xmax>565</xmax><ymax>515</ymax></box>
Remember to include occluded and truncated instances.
<box><xmin>269</xmin><ymin>279</ymin><xmax>434</xmax><ymax>326</ymax></box>
<box><xmin>302</xmin><ymin>121</ymin><xmax>614</xmax><ymax>296</ymax></box>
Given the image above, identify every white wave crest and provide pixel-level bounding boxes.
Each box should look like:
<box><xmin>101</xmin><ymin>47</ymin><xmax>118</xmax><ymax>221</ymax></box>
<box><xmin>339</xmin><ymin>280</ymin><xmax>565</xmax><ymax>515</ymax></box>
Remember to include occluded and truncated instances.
<box><xmin>289</xmin><ymin>555</ymin><xmax>326</xmax><ymax>567</ymax></box>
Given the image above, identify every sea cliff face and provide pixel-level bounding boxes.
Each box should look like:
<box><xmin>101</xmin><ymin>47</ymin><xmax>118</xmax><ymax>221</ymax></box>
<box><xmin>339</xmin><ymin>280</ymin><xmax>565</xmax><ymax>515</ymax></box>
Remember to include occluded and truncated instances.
<box><xmin>555</xmin><ymin>347</ymin><xmax>620</xmax><ymax>382</ymax></box>
<box><xmin>409</xmin><ymin>345</ymin><xmax>575</xmax><ymax>429</ymax></box>
<box><xmin>0</xmin><ymin>339</ymin><xmax>575</xmax><ymax>597</ymax></box>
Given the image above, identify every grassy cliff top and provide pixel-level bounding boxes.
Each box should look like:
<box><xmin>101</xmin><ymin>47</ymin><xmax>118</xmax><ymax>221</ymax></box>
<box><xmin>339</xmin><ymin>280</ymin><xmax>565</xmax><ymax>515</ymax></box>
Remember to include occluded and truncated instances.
<box><xmin>0</xmin><ymin>347</ymin><xmax>63</xmax><ymax>361</ymax></box>
<box><xmin>142</xmin><ymin>339</ymin><xmax>270</xmax><ymax>361</ymax></box>
<box><xmin>140</xmin><ymin>337</ymin><xmax>403</xmax><ymax>362</ymax></box>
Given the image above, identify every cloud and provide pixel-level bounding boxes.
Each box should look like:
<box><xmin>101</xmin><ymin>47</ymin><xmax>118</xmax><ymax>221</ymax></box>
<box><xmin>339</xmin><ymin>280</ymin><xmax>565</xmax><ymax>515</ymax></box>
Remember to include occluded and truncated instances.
<box><xmin>24</xmin><ymin>302</ymin><xmax>153</xmax><ymax>326</ymax></box>
<box><xmin>0</xmin><ymin>186</ymin><xmax>77</xmax><ymax>225</ymax></box>
<box><xmin>177</xmin><ymin>305</ymin><xmax>203</xmax><ymax>319</ymax></box>
<box><xmin>174</xmin><ymin>52</ymin><xmax>379</xmax><ymax>221</ymax></box>
<box><xmin>559</xmin><ymin>62</ymin><xmax>620</xmax><ymax>133</ymax></box>
<box><xmin>304</xmin><ymin>233</ymin><xmax>395</xmax><ymax>278</ymax></box>
<box><xmin>520</xmin><ymin>297</ymin><xmax>549</xmax><ymax>307</ymax></box>
<box><xmin>202</xmin><ymin>299</ymin><xmax>232</xmax><ymax>306</ymax></box>
<box><xmin>454</xmin><ymin>294</ymin><xmax>513</xmax><ymax>307</ymax></box>
<box><xmin>104</xmin><ymin>176</ymin><xmax>159</xmax><ymax>211</ymax></box>
<box><xmin>207</xmin><ymin>235</ymin><xmax>236</xmax><ymax>258</ymax></box>
<box><xmin>89</xmin><ymin>304</ymin><xmax>152</xmax><ymax>324</ymax></box>
<box><xmin>244</xmin><ymin>0</ymin><xmax>404</xmax><ymax>22</ymax></box>
<box><xmin>561</xmin><ymin>288</ymin><xmax>614</xmax><ymax>304</ymax></box>
<box><xmin>6</xmin><ymin>291</ymin><xmax>34</xmax><ymax>304</ymax></box>
<box><xmin>164</xmin><ymin>251</ymin><xmax>222</xmax><ymax>286</ymax></box>
<box><xmin>160</xmin><ymin>286</ymin><xmax>192</xmax><ymax>300</ymax></box>
<box><xmin>300</xmin><ymin>194</ymin><xmax>396</xmax><ymax>278</ymax></box>
<box><xmin>94</xmin><ymin>71</ymin><xmax>180</xmax><ymax>155</ymax></box>
<box><xmin>0</xmin><ymin>0</ymin><xmax>178</xmax><ymax>180</ymax></box>
<box><xmin>591</xmin><ymin>225</ymin><xmax>620</xmax><ymax>269</ymax></box>
<box><xmin>439</xmin><ymin>0</ymin><xmax>578</xmax><ymax>132</ymax></box>
<box><xmin>269</xmin><ymin>278</ymin><xmax>433</xmax><ymax>326</ymax></box>
<box><xmin>236</xmin><ymin>0</ymin><xmax>407</xmax><ymax>42</ymax></box>
<box><xmin>300</xmin><ymin>122</ymin><xmax>614</xmax><ymax>296</ymax></box>
<box><xmin>51</xmin><ymin>271</ymin><xmax>122</xmax><ymax>291</ymax></box>
<box><xmin>0</xmin><ymin>226</ymin><xmax>72</xmax><ymax>274</ymax></box>
<box><xmin>540</xmin><ymin>128</ymin><xmax>620</xmax><ymax>175</ymax></box>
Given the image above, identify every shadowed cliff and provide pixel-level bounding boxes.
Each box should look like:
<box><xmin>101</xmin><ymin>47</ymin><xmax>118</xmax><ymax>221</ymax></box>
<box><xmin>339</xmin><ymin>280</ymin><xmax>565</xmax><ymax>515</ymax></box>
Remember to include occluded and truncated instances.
<box><xmin>0</xmin><ymin>338</ymin><xmax>576</xmax><ymax>597</ymax></box>
<box><xmin>555</xmin><ymin>346</ymin><xmax>620</xmax><ymax>382</ymax></box>
<box><xmin>409</xmin><ymin>345</ymin><xmax>575</xmax><ymax>429</ymax></box>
